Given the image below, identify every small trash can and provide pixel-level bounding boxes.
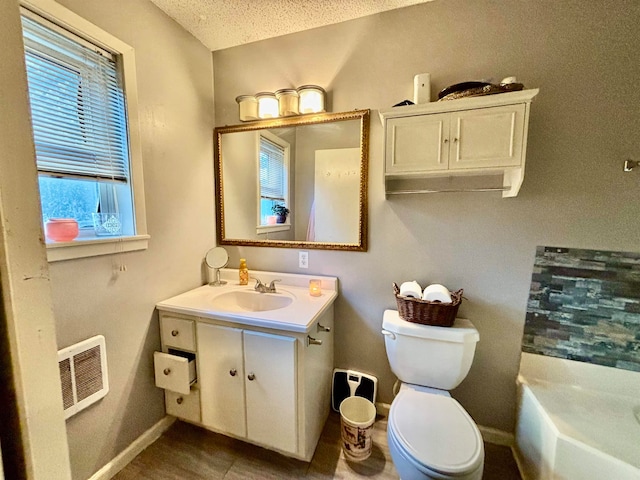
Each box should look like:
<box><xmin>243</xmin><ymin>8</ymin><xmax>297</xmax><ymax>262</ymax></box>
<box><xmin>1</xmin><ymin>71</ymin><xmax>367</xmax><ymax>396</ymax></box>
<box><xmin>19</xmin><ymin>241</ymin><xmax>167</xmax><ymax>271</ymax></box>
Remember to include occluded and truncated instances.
<box><xmin>339</xmin><ymin>395</ymin><xmax>377</xmax><ymax>462</ymax></box>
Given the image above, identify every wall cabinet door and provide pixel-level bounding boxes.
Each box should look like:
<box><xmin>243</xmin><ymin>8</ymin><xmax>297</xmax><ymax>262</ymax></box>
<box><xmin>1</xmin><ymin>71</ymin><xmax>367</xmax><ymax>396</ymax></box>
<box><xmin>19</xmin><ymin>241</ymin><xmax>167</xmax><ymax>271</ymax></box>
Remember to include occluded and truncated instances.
<box><xmin>450</xmin><ymin>104</ymin><xmax>525</xmax><ymax>170</ymax></box>
<box><xmin>244</xmin><ymin>330</ymin><xmax>297</xmax><ymax>454</ymax></box>
<box><xmin>198</xmin><ymin>323</ymin><xmax>246</xmax><ymax>438</ymax></box>
<box><xmin>385</xmin><ymin>113</ymin><xmax>449</xmax><ymax>173</ymax></box>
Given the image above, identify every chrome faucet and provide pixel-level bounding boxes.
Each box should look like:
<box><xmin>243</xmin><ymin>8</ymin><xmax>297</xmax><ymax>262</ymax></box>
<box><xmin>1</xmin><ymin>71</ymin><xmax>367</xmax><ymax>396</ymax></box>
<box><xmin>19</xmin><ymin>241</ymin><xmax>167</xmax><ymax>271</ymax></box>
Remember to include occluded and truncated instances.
<box><xmin>254</xmin><ymin>278</ymin><xmax>281</xmax><ymax>293</ymax></box>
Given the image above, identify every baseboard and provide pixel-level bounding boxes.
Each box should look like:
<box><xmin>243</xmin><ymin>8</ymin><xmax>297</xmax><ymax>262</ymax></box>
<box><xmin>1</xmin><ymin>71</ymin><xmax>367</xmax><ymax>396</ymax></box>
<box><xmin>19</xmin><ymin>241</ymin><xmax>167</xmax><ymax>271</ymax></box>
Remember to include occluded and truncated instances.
<box><xmin>88</xmin><ymin>415</ymin><xmax>176</xmax><ymax>480</ymax></box>
<box><xmin>478</xmin><ymin>424</ymin><xmax>514</xmax><ymax>447</ymax></box>
<box><xmin>375</xmin><ymin>401</ymin><xmax>391</xmax><ymax>417</ymax></box>
<box><xmin>512</xmin><ymin>445</ymin><xmax>530</xmax><ymax>480</ymax></box>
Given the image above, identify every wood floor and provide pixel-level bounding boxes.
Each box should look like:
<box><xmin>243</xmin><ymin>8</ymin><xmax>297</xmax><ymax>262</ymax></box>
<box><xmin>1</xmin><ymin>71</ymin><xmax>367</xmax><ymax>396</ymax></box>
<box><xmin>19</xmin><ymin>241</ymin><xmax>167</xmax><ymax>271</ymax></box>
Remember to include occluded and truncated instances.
<box><xmin>113</xmin><ymin>412</ymin><xmax>522</xmax><ymax>479</ymax></box>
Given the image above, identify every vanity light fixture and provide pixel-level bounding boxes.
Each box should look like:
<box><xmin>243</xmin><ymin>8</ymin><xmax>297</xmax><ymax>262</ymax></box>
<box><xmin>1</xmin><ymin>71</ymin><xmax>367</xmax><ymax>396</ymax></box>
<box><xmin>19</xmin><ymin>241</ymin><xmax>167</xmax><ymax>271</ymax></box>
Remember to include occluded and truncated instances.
<box><xmin>255</xmin><ymin>92</ymin><xmax>279</xmax><ymax>119</ymax></box>
<box><xmin>236</xmin><ymin>95</ymin><xmax>259</xmax><ymax>122</ymax></box>
<box><xmin>275</xmin><ymin>88</ymin><xmax>299</xmax><ymax>116</ymax></box>
<box><xmin>297</xmin><ymin>85</ymin><xmax>326</xmax><ymax>114</ymax></box>
<box><xmin>236</xmin><ymin>85</ymin><xmax>327</xmax><ymax>121</ymax></box>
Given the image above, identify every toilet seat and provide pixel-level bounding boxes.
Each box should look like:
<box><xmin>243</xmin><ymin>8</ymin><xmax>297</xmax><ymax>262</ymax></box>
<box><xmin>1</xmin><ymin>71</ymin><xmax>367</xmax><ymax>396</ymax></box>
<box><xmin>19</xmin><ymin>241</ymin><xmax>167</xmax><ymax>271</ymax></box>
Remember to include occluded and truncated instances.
<box><xmin>388</xmin><ymin>385</ymin><xmax>484</xmax><ymax>476</ymax></box>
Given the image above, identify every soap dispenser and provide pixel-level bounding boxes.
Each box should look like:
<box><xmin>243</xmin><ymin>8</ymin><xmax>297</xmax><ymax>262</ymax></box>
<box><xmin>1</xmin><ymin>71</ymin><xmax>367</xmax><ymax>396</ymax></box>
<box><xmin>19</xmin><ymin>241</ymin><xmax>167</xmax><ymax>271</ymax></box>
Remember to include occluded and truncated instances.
<box><xmin>239</xmin><ymin>258</ymin><xmax>249</xmax><ymax>285</ymax></box>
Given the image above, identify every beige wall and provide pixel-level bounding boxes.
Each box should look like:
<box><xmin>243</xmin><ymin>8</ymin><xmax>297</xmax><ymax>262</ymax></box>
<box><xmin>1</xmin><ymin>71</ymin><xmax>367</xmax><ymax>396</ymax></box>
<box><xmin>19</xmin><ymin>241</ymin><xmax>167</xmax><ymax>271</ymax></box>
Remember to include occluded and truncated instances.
<box><xmin>213</xmin><ymin>0</ymin><xmax>640</xmax><ymax>432</ymax></box>
<box><xmin>37</xmin><ymin>1</ymin><xmax>214</xmax><ymax>478</ymax></box>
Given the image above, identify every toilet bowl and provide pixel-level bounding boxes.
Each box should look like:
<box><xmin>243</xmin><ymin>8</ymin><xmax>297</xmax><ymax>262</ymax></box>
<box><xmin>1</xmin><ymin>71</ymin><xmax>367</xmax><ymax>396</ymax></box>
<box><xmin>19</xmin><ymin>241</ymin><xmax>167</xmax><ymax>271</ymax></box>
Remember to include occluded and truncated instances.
<box><xmin>382</xmin><ymin>310</ymin><xmax>484</xmax><ymax>480</ymax></box>
<box><xmin>387</xmin><ymin>384</ymin><xmax>484</xmax><ymax>480</ymax></box>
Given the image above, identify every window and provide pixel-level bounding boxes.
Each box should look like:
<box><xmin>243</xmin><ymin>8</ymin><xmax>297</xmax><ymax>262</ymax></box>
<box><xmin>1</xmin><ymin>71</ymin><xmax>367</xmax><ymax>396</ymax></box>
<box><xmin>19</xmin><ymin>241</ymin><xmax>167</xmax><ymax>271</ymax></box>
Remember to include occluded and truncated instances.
<box><xmin>20</xmin><ymin>1</ymin><xmax>147</xmax><ymax>261</ymax></box>
<box><xmin>258</xmin><ymin>132</ymin><xmax>290</xmax><ymax>228</ymax></box>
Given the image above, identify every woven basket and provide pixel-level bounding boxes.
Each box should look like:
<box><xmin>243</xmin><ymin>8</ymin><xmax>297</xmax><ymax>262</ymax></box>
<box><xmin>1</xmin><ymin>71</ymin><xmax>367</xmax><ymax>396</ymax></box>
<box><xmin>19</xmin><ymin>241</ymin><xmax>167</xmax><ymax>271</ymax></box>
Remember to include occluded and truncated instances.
<box><xmin>393</xmin><ymin>283</ymin><xmax>463</xmax><ymax>327</ymax></box>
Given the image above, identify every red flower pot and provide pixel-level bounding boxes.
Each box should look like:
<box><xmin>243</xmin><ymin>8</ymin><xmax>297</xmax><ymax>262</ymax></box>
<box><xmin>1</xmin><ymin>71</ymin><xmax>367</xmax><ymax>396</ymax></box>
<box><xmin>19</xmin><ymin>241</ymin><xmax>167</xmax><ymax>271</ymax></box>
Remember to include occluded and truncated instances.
<box><xmin>46</xmin><ymin>218</ymin><xmax>79</xmax><ymax>242</ymax></box>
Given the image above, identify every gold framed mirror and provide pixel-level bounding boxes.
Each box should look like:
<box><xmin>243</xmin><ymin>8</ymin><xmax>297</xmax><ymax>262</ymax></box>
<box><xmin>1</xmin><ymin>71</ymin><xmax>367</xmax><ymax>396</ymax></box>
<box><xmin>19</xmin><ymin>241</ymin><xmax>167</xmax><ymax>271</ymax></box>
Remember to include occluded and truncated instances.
<box><xmin>214</xmin><ymin>109</ymin><xmax>369</xmax><ymax>251</ymax></box>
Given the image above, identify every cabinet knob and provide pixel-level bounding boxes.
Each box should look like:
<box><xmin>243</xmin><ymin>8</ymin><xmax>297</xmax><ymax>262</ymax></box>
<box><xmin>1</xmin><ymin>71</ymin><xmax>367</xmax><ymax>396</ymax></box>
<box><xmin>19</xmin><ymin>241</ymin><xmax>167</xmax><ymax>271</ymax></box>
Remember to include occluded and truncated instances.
<box><xmin>307</xmin><ymin>336</ymin><xmax>323</xmax><ymax>346</ymax></box>
<box><xmin>176</xmin><ymin>397</ymin><xmax>184</xmax><ymax>405</ymax></box>
<box><xmin>229</xmin><ymin>368</ymin><xmax>237</xmax><ymax>377</ymax></box>
<box><xmin>247</xmin><ymin>373</ymin><xmax>256</xmax><ymax>381</ymax></box>
<box><xmin>163</xmin><ymin>368</ymin><xmax>171</xmax><ymax>376</ymax></box>
<box><xmin>443</xmin><ymin>138</ymin><xmax>449</xmax><ymax>144</ymax></box>
<box><xmin>171</xmin><ymin>330</ymin><xmax>179</xmax><ymax>337</ymax></box>
<box><xmin>453</xmin><ymin>137</ymin><xmax>459</xmax><ymax>143</ymax></box>
<box><xmin>317</xmin><ymin>323</ymin><xmax>331</xmax><ymax>333</ymax></box>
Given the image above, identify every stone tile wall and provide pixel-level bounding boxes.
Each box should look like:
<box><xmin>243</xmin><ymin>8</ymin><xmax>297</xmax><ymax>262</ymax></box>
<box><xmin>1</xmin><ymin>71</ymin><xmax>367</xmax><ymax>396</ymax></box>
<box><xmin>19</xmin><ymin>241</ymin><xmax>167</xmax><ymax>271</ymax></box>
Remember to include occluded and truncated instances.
<box><xmin>523</xmin><ymin>246</ymin><xmax>640</xmax><ymax>372</ymax></box>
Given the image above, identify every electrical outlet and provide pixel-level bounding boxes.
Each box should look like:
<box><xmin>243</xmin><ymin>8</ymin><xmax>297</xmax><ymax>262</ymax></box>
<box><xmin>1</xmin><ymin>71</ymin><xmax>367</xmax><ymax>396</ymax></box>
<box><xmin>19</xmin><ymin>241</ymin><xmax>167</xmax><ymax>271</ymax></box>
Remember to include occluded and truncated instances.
<box><xmin>299</xmin><ymin>251</ymin><xmax>309</xmax><ymax>269</ymax></box>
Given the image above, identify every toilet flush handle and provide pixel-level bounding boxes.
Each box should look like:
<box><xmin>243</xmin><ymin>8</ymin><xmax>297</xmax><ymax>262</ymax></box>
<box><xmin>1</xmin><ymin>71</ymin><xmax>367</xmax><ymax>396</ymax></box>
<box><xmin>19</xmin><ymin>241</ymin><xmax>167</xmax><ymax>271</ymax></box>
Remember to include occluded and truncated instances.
<box><xmin>381</xmin><ymin>329</ymin><xmax>396</xmax><ymax>340</ymax></box>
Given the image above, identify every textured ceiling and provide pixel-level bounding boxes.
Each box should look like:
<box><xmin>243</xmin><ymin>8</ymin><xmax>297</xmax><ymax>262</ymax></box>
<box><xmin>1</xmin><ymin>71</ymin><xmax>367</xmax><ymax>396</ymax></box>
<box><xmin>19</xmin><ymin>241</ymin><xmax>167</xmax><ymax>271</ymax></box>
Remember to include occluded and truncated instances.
<box><xmin>148</xmin><ymin>0</ymin><xmax>435</xmax><ymax>51</ymax></box>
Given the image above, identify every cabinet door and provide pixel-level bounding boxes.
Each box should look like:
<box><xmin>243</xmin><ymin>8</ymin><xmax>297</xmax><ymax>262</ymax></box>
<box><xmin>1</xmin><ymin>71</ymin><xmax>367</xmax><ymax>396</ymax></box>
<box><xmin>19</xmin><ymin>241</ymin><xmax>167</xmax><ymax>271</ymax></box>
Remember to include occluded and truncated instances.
<box><xmin>385</xmin><ymin>113</ymin><xmax>449</xmax><ymax>173</ymax></box>
<box><xmin>244</xmin><ymin>331</ymin><xmax>297</xmax><ymax>454</ymax></box>
<box><xmin>450</xmin><ymin>104</ymin><xmax>525</xmax><ymax>170</ymax></box>
<box><xmin>197</xmin><ymin>323</ymin><xmax>246</xmax><ymax>438</ymax></box>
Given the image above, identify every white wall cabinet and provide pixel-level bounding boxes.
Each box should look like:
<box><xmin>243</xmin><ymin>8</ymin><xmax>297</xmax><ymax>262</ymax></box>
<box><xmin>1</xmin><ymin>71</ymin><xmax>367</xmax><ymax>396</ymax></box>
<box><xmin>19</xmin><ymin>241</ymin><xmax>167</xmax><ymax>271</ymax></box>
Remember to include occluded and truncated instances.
<box><xmin>154</xmin><ymin>307</ymin><xmax>334</xmax><ymax>461</ymax></box>
<box><xmin>380</xmin><ymin>89</ymin><xmax>539</xmax><ymax>197</ymax></box>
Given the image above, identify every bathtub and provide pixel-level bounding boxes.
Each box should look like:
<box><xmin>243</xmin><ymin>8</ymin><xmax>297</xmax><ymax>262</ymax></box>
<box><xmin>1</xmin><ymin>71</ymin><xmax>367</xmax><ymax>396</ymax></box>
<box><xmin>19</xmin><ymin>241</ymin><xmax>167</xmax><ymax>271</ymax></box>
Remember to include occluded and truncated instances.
<box><xmin>515</xmin><ymin>352</ymin><xmax>640</xmax><ymax>480</ymax></box>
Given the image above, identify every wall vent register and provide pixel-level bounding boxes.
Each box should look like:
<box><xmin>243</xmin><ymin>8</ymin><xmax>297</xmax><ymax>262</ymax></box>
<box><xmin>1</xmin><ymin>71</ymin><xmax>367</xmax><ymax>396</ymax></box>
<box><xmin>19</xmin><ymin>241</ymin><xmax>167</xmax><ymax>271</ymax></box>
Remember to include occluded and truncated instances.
<box><xmin>58</xmin><ymin>335</ymin><xmax>109</xmax><ymax>419</ymax></box>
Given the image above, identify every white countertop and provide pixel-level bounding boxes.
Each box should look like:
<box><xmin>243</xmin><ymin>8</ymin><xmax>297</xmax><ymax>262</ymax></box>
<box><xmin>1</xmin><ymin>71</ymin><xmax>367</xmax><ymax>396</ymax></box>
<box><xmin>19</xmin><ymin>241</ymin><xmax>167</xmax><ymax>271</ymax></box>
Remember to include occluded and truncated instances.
<box><xmin>156</xmin><ymin>270</ymin><xmax>338</xmax><ymax>333</ymax></box>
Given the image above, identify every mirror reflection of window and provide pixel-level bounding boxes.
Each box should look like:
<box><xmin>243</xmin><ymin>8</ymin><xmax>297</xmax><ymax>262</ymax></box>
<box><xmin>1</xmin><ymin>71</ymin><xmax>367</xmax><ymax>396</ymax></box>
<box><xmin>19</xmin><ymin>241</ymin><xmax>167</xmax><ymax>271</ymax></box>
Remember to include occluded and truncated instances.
<box><xmin>258</xmin><ymin>133</ymin><xmax>290</xmax><ymax>226</ymax></box>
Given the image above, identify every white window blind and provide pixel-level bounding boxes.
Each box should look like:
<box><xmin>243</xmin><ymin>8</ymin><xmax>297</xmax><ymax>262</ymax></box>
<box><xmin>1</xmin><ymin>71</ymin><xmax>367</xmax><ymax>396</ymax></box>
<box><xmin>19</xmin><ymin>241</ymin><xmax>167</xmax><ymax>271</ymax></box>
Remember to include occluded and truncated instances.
<box><xmin>259</xmin><ymin>136</ymin><xmax>285</xmax><ymax>201</ymax></box>
<box><xmin>21</xmin><ymin>12</ymin><xmax>130</xmax><ymax>183</ymax></box>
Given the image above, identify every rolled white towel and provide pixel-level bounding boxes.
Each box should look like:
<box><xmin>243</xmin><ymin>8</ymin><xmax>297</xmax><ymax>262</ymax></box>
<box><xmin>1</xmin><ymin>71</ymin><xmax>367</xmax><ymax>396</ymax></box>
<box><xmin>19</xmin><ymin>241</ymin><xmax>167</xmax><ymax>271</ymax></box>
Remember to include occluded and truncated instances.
<box><xmin>399</xmin><ymin>281</ymin><xmax>422</xmax><ymax>298</ymax></box>
<box><xmin>422</xmin><ymin>284</ymin><xmax>452</xmax><ymax>303</ymax></box>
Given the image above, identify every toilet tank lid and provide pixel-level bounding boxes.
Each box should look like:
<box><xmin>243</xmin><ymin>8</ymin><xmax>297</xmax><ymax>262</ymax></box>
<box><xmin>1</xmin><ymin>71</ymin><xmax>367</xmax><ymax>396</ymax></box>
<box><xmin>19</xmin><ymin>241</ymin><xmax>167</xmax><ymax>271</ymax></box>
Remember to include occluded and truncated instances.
<box><xmin>383</xmin><ymin>310</ymin><xmax>479</xmax><ymax>343</ymax></box>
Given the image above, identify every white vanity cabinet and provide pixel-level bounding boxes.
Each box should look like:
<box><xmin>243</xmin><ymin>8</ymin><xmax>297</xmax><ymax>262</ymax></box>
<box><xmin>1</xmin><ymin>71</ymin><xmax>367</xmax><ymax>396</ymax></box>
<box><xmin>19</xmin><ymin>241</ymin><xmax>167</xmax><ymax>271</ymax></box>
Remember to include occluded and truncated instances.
<box><xmin>380</xmin><ymin>89</ymin><xmax>539</xmax><ymax>197</ymax></box>
<box><xmin>197</xmin><ymin>324</ymin><xmax>297</xmax><ymax>454</ymax></box>
<box><xmin>154</xmin><ymin>287</ymin><xmax>335</xmax><ymax>461</ymax></box>
<box><xmin>154</xmin><ymin>273</ymin><xmax>338</xmax><ymax>461</ymax></box>
<box><xmin>193</xmin><ymin>309</ymin><xmax>334</xmax><ymax>460</ymax></box>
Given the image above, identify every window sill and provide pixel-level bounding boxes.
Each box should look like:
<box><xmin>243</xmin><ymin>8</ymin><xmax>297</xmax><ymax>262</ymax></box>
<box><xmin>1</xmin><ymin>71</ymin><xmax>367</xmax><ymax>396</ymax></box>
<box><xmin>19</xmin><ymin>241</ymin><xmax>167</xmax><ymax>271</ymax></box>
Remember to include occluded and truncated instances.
<box><xmin>256</xmin><ymin>224</ymin><xmax>290</xmax><ymax>235</ymax></box>
<box><xmin>46</xmin><ymin>234</ymin><xmax>150</xmax><ymax>262</ymax></box>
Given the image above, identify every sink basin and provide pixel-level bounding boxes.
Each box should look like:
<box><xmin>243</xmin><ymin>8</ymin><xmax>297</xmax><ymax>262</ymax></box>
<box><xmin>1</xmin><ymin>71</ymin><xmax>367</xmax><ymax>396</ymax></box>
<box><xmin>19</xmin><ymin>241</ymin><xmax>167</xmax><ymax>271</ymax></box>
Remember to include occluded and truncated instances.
<box><xmin>210</xmin><ymin>290</ymin><xmax>294</xmax><ymax>312</ymax></box>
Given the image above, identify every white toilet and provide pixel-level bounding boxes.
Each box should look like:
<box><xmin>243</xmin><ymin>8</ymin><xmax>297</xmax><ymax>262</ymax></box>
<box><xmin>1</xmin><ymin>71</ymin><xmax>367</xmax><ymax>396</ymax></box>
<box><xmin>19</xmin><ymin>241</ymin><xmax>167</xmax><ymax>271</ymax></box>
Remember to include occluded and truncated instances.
<box><xmin>382</xmin><ymin>310</ymin><xmax>484</xmax><ymax>480</ymax></box>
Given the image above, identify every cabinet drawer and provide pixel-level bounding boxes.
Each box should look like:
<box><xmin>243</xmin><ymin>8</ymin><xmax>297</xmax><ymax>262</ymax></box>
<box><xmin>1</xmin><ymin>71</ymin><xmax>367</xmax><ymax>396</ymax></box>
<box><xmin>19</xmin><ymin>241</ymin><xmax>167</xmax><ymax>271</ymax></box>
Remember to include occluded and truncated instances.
<box><xmin>154</xmin><ymin>351</ymin><xmax>196</xmax><ymax>395</ymax></box>
<box><xmin>161</xmin><ymin>315</ymin><xmax>195</xmax><ymax>350</ymax></box>
<box><xmin>165</xmin><ymin>389</ymin><xmax>200</xmax><ymax>423</ymax></box>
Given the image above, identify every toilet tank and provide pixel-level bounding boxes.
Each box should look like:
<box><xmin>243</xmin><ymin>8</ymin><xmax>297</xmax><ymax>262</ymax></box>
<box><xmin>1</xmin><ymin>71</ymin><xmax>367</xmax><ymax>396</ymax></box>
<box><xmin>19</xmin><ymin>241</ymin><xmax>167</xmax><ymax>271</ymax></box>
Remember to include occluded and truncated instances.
<box><xmin>382</xmin><ymin>310</ymin><xmax>479</xmax><ymax>390</ymax></box>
